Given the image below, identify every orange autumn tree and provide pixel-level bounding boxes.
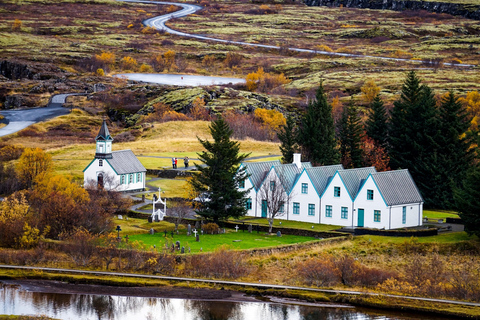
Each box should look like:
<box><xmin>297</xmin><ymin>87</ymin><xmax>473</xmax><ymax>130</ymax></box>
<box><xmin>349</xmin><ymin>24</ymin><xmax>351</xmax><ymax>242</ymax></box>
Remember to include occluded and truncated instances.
<box><xmin>459</xmin><ymin>91</ymin><xmax>480</xmax><ymax>132</ymax></box>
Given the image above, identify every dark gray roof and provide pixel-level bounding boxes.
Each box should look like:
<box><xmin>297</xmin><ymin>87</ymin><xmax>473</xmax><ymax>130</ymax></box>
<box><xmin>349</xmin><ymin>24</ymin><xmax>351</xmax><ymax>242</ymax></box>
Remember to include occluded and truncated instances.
<box><xmin>371</xmin><ymin>169</ymin><xmax>424</xmax><ymax>206</ymax></box>
<box><xmin>106</xmin><ymin>150</ymin><xmax>146</xmax><ymax>174</ymax></box>
<box><xmin>273</xmin><ymin>162</ymin><xmax>311</xmax><ymax>193</ymax></box>
<box><xmin>96</xmin><ymin>119</ymin><xmax>113</xmax><ymax>141</ymax></box>
<box><xmin>338</xmin><ymin>167</ymin><xmax>377</xmax><ymax>199</ymax></box>
<box><xmin>243</xmin><ymin>161</ymin><xmax>281</xmax><ymax>190</ymax></box>
<box><xmin>306</xmin><ymin>164</ymin><xmax>344</xmax><ymax>196</ymax></box>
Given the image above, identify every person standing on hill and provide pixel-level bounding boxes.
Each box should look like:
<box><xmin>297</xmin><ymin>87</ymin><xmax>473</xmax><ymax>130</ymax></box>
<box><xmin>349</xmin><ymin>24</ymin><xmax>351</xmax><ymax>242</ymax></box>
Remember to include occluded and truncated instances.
<box><xmin>184</xmin><ymin>156</ymin><xmax>189</xmax><ymax>168</ymax></box>
<box><xmin>172</xmin><ymin>157</ymin><xmax>176</xmax><ymax>169</ymax></box>
<box><xmin>174</xmin><ymin>157</ymin><xmax>178</xmax><ymax>169</ymax></box>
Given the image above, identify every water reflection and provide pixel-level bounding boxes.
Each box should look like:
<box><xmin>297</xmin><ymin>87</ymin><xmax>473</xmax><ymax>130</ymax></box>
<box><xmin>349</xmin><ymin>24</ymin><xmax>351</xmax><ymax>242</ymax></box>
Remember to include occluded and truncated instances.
<box><xmin>0</xmin><ymin>282</ymin><xmax>452</xmax><ymax>320</ymax></box>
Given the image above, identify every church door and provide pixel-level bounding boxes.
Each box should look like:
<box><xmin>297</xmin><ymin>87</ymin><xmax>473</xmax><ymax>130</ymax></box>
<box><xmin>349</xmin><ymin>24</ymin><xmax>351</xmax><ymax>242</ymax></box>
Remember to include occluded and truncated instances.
<box><xmin>97</xmin><ymin>173</ymin><xmax>104</xmax><ymax>189</ymax></box>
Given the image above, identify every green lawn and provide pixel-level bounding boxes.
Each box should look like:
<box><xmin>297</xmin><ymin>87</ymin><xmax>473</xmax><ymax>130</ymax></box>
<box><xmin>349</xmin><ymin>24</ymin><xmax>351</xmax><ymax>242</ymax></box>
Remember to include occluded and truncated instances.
<box><xmin>354</xmin><ymin>231</ymin><xmax>473</xmax><ymax>244</ymax></box>
<box><xmin>235</xmin><ymin>217</ymin><xmax>341</xmax><ymax>232</ymax></box>
<box><xmin>127</xmin><ymin>228</ymin><xmax>320</xmax><ymax>252</ymax></box>
<box><xmin>423</xmin><ymin>209</ymin><xmax>459</xmax><ymax>220</ymax></box>
<box><xmin>146</xmin><ymin>178</ymin><xmax>189</xmax><ymax>198</ymax></box>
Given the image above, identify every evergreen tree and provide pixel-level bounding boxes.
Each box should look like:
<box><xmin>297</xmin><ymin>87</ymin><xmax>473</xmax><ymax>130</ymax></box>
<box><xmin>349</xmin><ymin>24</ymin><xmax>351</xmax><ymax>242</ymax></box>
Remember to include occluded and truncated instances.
<box><xmin>297</xmin><ymin>83</ymin><xmax>339</xmax><ymax>165</ymax></box>
<box><xmin>277</xmin><ymin>115</ymin><xmax>298</xmax><ymax>164</ymax></box>
<box><xmin>338</xmin><ymin>102</ymin><xmax>363</xmax><ymax>168</ymax></box>
<box><xmin>436</xmin><ymin>91</ymin><xmax>475</xmax><ymax>207</ymax></box>
<box><xmin>365</xmin><ymin>94</ymin><xmax>389</xmax><ymax>149</ymax></box>
<box><xmin>389</xmin><ymin>71</ymin><xmax>442</xmax><ymax>207</ymax></box>
<box><xmin>190</xmin><ymin>117</ymin><xmax>250</xmax><ymax>222</ymax></box>
<box><xmin>454</xmin><ymin>165</ymin><xmax>480</xmax><ymax>238</ymax></box>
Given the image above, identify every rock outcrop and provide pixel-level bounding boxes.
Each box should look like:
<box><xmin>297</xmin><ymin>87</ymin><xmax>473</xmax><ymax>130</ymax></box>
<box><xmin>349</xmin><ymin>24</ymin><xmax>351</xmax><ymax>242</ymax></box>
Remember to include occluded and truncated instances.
<box><xmin>302</xmin><ymin>0</ymin><xmax>480</xmax><ymax>20</ymax></box>
<box><xmin>0</xmin><ymin>60</ymin><xmax>62</xmax><ymax>80</ymax></box>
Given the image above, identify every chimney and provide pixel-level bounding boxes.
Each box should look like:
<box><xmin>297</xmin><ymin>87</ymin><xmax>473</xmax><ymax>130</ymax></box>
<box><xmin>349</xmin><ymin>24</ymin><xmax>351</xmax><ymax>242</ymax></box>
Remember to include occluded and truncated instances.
<box><xmin>293</xmin><ymin>153</ymin><xmax>301</xmax><ymax>169</ymax></box>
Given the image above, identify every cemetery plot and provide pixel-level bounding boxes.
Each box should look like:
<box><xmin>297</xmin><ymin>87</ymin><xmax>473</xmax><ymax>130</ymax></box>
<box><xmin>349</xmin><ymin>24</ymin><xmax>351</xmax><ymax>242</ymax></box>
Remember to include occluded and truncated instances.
<box><xmin>127</xmin><ymin>228</ymin><xmax>319</xmax><ymax>253</ymax></box>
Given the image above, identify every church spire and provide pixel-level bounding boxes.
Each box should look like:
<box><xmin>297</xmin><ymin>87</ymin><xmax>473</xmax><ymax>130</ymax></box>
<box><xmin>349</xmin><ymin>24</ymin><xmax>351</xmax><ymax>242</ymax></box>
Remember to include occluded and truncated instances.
<box><xmin>95</xmin><ymin>119</ymin><xmax>113</xmax><ymax>159</ymax></box>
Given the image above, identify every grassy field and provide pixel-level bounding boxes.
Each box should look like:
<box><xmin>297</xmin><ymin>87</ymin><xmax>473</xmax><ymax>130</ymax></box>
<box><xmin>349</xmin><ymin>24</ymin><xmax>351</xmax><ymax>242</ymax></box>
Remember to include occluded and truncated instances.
<box><xmin>128</xmin><ymin>228</ymin><xmax>320</xmax><ymax>252</ymax></box>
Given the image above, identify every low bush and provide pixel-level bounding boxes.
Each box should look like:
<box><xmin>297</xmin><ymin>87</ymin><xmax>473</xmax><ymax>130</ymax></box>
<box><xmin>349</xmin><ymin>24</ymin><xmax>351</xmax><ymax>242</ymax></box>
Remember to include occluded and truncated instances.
<box><xmin>203</xmin><ymin>222</ymin><xmax>219</xmax><ymax>234</ymax></box>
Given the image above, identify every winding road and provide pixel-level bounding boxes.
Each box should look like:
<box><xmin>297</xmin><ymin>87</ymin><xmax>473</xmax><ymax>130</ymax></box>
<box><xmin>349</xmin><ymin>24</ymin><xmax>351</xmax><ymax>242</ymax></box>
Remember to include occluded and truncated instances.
<box><xmin>0</xmin><ymin>93</ymin><xmax>84</xmax><ymax>137</ymax></box>
<box><xmin>122</xmin><ymin>0</ymin><xmax>476</xmax><ymax>68</ymax></box>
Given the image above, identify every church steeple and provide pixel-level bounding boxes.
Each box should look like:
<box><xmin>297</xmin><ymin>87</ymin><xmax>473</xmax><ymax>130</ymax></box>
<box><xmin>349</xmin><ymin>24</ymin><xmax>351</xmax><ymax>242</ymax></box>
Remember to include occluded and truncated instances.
<box><xmin>95</xmin><ymin>119</ymin><xmax>113</xmax><ymax>159</ymax></box>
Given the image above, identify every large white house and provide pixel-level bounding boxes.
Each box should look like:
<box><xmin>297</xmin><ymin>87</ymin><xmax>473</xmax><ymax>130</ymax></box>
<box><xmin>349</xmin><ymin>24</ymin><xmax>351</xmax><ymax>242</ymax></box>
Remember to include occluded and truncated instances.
<box><xmin>239</xmin><ymin>154</ymin><xmax>424</xmax><ymax>230</ymax></box>
<box><xmin>83</xmin><ymin>120</ymin><xmax>146</xmax><ymax>192</ymax></box>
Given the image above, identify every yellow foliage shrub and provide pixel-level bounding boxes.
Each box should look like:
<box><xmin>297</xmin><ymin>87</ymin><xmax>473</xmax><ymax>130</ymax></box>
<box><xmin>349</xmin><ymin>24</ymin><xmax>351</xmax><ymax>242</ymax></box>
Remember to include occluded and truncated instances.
<box><xmin>141</xmin><ymin>26</ymin><xmax>156</xmax><ymax>34</ymax></box>
<box><xmin>127</xmin><ymin>23</ymin><xmax>134</xmax><ymax>29</ymax></box>
<box><xmin>139</xmin><ymin>63</ymin><xmax>153</xmax><ymax>73</ymax></box>
<box><xmin>254</xmin><ymin>108</ymin><xmax>286</xmax><ymax>131</ymax></box>
<box><xmin>96</xmin><ymin>68</ymin><xmax>105</xmax><ymax>76</ymax></box>
<box><xmin>121</xmin><ymin>56</ymin><xmax>138</xmax><ymax>71</ymax></box>
<box><xmin>95</xmin><ymin>52</ymin><xmax>115</xmax><ymax>67</ymax></box>
<box><xmin>12</xmin><ymin>19</ymin><xmax>22</xmax><ymax>31</ymax></box>
<box><xmin>167</xmin><ymin>5</ymin><xmax>177</xmax><ymax>13</ymax></box>
<box><xmin>316</xmin><ymin>44</ymin><xmax>333</xmax><ymax>52</ymax></box>
<box><xmin>361</xmin><ymin>79</ymin><xmax>381</xmax><ymax>104</ymax></box>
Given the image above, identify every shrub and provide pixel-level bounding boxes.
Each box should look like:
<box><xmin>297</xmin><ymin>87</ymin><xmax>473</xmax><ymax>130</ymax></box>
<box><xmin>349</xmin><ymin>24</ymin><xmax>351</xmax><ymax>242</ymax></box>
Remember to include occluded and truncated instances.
<box><xmin>120</xmin><ymin>56</ymin><xmax>138</xmax><ymax>71</ymax></box>
<box><xmin>297</xmin><ymin>255</ymin><xmax>341</xmax><ymax>286</ymax></box>
<box><xmin>202</xmin><ymin>55</ymin><xmax>216</xmax><ymax>70</ymax></box>
<box><xmin>0</xmin><ymin>144</ymin><xmax>24</xmax><ymax>161</ymax></box>
<box><xmin>184</xmin><ymin>246</ymin><xmax>249</xmax><ymax>279</ymax></box>
<box><xmin>202</xmin><ymin>222</ymin><xmax>219</xmax><ymax>234</ymax></box>
<box><xmin>246</xmin><ymin>67</ymin><xmax>290</xmax><ymax>93</ymax></box>
<box><xmin>12</xmin><ymin>19</ymin><xmax>22</xmax><ymax>31</ymax></box>
<box><xmin>95</xmin><ymin>52</ymin><xmax>115</xmax><ymax>69</ymax></box>
<box><xmin>224</xmin><ymin>52</ymin><xmax>243</xmax><ymax>69</ymax></box>
<box><xmin>315</xmin><ymin>44</ymin><xmax>333</xmax><ymax>52</ymax></box>
<box><xmin>96</xmin><ymin>68</ymin><xmax>105</xmax><ymax>76</ymax></box>
<box><xmin>139</xmin><ymin>63</ymin><xmax>153</xmax><ymax>73</ymax></box>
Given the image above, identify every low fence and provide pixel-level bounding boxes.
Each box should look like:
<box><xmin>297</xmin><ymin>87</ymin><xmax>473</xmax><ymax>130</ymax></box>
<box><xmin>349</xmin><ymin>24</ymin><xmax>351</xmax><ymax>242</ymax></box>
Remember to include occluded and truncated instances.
<box><xmin>354</xmin><ymin>227</ymin><xmax>438</xmax><ymax>237</ymax></box>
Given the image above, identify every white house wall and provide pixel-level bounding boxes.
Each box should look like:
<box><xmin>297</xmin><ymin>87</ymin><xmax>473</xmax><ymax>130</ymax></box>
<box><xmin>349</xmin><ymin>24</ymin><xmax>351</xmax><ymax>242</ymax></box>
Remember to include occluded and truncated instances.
<box><xmin>84</xmin><ymin>159</ymin><xmax>145</xmax><ymax>192</ymax></box>
<box><xmin>288</xmin><ymin>171</ymin><xmax>320</xmax><ymax>224</ymax></box>
<box><xmin>354</xmin><ymin>177</ymin><xmax>390</xmax><ymax>229</ymax></box>
<box><xmin>320</xmin><ymin>173</ymin><xmax>353</xmax><ymax>227</ymax></box>
<box><xmin>241</xmin><ymin>174</ymin><xmax>258</xmax><ymax>217</ymax></box>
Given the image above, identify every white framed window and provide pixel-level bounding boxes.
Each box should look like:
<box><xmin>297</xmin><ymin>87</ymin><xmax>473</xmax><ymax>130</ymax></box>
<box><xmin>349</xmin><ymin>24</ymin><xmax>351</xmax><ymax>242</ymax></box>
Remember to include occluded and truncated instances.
<box><xmin>293</xmin><ymin>202</ymin><xmax>300</xmax><ymax>215</ymax></box>
<box><xmin>326</xmin><ymin>205</ymin><xmax>332</xmax><ymax>217</ymax></box>
<box><xmin>341</xmin><ymin>207</ymin><xmax>348</xmax><ymax>219</ymax></box>
<box><xmin>99</xmin><ymin>159</ymin><xmax>103</xmax><ymax>167</ymax></box>
<box><xmin>302</xmin><ymin>183</ymin><xmax>308</xmax><ymax>194</ymax></box>
<box><xmin>334</xmin><ymin>186</ymin><xmax>341</xmax><ymax>197</ymax></box>
<box><xmin>308</xmin><ymin>204</ymin><xmax>315</xmax><ymax>216</ymax></box>
<box><xmin>367</xmin><ymin>189</ymin><xmax>374</xmax><ymax>200</ymax></box>
<box><xmin>374</xmin><ymin>210</ymin><xmax>381</xmax><ymax>222</ymax></box>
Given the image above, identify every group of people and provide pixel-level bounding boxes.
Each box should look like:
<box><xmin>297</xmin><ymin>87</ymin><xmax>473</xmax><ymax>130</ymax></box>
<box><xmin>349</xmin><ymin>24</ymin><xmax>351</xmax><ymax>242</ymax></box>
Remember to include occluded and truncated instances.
<box><xmin>172</xmin><ymin>156</ymin><xmax>189</xmax><ymax>169</ymax></box>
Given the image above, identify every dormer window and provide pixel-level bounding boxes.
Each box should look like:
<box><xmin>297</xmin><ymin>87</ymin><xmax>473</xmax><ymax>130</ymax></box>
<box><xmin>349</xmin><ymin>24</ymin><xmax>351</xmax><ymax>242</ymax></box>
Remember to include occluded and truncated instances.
<box><xmin>334</xmin><ymin>186</ymin><xmax>341</xmax><ymax>197</ymax></box>
<box><xmin>367</xmin><ymin>189</ymin><xmax>374</xmax><ymax>200</ymax></box>
<box><xmin>99</xmin><ymin>159</ymin><xmax>103</xmax><ymax>167</ymax></box>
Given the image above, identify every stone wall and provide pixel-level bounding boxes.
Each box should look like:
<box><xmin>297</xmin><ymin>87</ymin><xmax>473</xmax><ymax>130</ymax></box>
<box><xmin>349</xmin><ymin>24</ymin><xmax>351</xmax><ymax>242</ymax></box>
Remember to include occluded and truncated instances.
<box><xmin>302</xmin><ymin>0</ymin><xmax>480</xmax><ymax>20</ymax></box>
<box><xmin>354</xmin><ymin>227</ymin><xmax>438</xmax><ymax>237</ymax></box>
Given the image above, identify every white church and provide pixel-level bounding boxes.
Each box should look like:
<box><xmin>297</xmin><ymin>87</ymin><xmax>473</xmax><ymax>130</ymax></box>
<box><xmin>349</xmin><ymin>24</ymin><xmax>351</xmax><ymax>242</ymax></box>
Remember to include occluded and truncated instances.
<box><xmin>239</xmin><ymin>154</ymin><xmax>424</xmax><ymax>230</ymax></box>
<box><xmin>83</xmin><ymin>120</ymin><xmax>146</xmax><ymax>192</ymax></box>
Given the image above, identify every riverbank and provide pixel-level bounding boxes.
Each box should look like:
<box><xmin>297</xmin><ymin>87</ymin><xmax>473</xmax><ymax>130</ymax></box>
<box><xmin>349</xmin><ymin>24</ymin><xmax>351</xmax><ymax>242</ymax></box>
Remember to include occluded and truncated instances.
<box><xmin>1</xmin><ymin>267</ymin><xmax>478</xmax><ymax>318</ymax></box>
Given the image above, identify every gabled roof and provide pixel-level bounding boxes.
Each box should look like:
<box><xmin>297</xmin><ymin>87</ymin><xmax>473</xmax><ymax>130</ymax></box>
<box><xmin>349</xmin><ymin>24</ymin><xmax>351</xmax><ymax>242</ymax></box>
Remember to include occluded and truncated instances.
<box><xmin>306</xmin><ymin>164</ymin><xmax>344</xmax><ymax>196</ymax></box>
<box><xmin>243</xmin><ymin>160</ymin><xmax>281</xmax><ymax>190</ymax></box>
<box><xmin>371</xmin><ymin>169</ymin><xmax>423</xmax><ymax>206</ymax></box>
<box><xmin>96</xmin><ymin>119</ymin><xmax>113</xmax><ymax>141</ymax></box>
<box><xmin>273</xmin><ymin>162</ymin><xmax>311</xmax><ymax>193</ymax></box>
<box><xmin>107</xmin><ymin>150</ymin><xmax>146</xmax><ymax>174</ymax></box>
<box><xmin>338</xmin><ymin>167</ymin><xmax>377</xmax><ymax>200</ymax></box>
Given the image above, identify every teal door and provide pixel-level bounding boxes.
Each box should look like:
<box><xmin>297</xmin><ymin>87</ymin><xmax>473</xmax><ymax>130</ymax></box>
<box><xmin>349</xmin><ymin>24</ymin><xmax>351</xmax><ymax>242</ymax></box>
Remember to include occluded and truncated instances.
<box><xmin>261</xmin><ymin>200</ymin><xmax>267</xmax><ymax>218</ymax></box>
<box><xmin>357</xmin><ymin>208</ymin><xmax>364</xmax><ymax>227</ymax></box>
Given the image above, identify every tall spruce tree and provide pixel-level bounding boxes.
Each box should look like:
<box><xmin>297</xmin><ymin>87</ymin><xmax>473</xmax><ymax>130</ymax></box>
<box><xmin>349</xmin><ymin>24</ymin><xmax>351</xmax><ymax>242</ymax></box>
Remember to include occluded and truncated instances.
<box><xmin>389</xmin><ymin>71</ymin><xmax>442</xmax><ymax>207</ymax></box>
<box><xmin>277</xmin><ymin>115</ymin><xmax>298</xmax><ymax>164</ymax></box>
<box><xmin>190</xmin><ymin>117</ymin><xmax>250</xmax><ymax>222</ymax></box>
<box><xmin>365</xmin><ymin>94</ymin><xmax>389</xmax><ymax>149</ymax></box>
<box><xmin>338</xmin><ymin>102</ymin><xmax>364</xmax><ymax>168</ymax></box>
<box><xmin>454</xmin><ymin>165</ymin><xmax>480</xmax><ymax>238</ymax></box>
<box><xmin>297</xmin><ymin>83</ymin><xmax>339</xmax><ymax>165</ymax></box>
<box><xmin>436</xmin><ymin>91</ymin><xmax>475</xmax><ymax>208</ymax></box>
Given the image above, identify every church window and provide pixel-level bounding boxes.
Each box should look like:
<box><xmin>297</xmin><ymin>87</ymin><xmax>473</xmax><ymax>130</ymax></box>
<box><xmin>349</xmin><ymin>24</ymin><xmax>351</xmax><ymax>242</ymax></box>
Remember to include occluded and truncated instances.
<box><xmin>99</xmin><ymin>159</ymin><xmax>103</xmax><ymax>167</ymax></box>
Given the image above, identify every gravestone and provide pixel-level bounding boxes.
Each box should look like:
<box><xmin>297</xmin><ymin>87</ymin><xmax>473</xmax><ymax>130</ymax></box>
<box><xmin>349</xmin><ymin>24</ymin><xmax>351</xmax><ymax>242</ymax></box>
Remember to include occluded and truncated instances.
<box><xmin>149</xmin><ymin>228</ymin><xmax>155</xmax><ymax>235</ymax></box>
<box><xmin>201</xmin><ymin>229</ymin><xmax>204</xmax><ymax>235</ymax></box>
<box><xmin>175</xmin><ymin>241</ymin><xmax>180</xmax><ymax>250</ymax></box>
<box><xmin>223</xmin><ymin>228</ymin><xmax>226</xmax><ymax>234</ymax></box>
<box><xmin>142</xmin><ymin>194</ymin><xmax>145</xmax><ymax>202</ymax></box>
<box><xmin>118</xmin><ymin>215</ymin><xmax>123</xmax><ymax>220</ymax></box>
<box><xmin>148</xmin><ymin>217</ymin><xmax>153</xmax><ymax>223</ymax></box>
<box><xmin>277</xmin><ymin>231</ymin><xmax>282</xmax><ymax>237</ymax></box>
<box><xmin>187</xmin><ymin>224</ymin><xmax>192</xmax><ymax>236</ymax></box>
<box><xmin>164</xmin><ymin>230</ymin><xmax>168</xmax><ymax>237</ymax></box>
<box><xmin>153</xmin><ymin>194</ymin><xmax>158</xmax><ymax>201</ymax></box>
<box><xmin>125</xmin><ymin>235</ymin><xmax>129</xmax><ymax>243</ymax></box>
<box><xmin>171</xmin><ymin>244</ymin><xmax>175</xmax><ymax>252</ymax></box>
<box><xmin>155</xmin><ymin>215</ymin><xmax>159</xmax><ymax>222</ymax></box>
<box><xmin>195</xmin><ymin>221</ymin><xmax>200</xmax><ymax>230</ymax></box>
<box><xmin>196</xmin><ymin>234</ymin><xmax>199</xmax><ymax>242</ymax></box>
<box><xmin>181</xmin><ymin>246</ymin><xmax>185</xmax><ymax>254</ymax></box>
<box><xmin>248</xmin><ymin>224</ymin><xmax>253</xmax><ymax>233</ymax></box>
<box><xmin>170</xmin><ymin>231</ymin><xmax>174</xmax><ymax>237</ymax></box>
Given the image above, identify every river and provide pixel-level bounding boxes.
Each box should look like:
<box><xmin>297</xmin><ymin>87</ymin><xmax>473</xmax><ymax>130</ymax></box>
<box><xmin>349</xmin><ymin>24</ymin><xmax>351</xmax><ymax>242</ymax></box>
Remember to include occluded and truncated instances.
<box><xmin>113</xmin><ymin>73</ymin><xmax>246</xmax><ymax>86</ymax></box>
<box><xmin>0</xmin><ymin>281</ymin><xmax>453</xmax><ymax>320</ymax></box>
